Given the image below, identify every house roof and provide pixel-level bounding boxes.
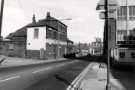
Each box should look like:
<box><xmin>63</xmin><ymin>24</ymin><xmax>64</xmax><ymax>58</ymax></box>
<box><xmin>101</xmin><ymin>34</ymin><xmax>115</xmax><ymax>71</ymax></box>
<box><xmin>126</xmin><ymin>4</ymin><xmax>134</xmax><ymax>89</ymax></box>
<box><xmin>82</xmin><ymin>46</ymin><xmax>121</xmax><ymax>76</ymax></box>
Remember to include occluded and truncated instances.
<box><xmin>6</xmin><ymin>14</ymin><xmax>67</xmax><ymax>40</ymax></box>
<box><xmin>6</xmin><ymin>24</ymin><xmax>29</xmax><ymax>39</ymax></box>
<box><xmin>27</xmin><ymin>15</ymin><xmax>67</xmax><ymax>30</ymax></box>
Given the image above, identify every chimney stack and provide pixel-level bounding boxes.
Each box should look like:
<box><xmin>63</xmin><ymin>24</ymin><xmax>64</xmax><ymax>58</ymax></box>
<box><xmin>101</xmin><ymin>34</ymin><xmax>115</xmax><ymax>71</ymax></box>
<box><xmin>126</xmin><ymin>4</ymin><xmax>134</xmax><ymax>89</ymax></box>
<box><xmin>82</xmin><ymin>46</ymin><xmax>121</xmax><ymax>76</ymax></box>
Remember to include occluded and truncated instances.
<box><xmin>46</xmin><ymin>12</ymin><xmax>51</xmax><ymax>19</ymax></box>
<box><xmin>32</xmin><ymin>14</ymin><xmax>36</xmax><ymax>23</ymax></box>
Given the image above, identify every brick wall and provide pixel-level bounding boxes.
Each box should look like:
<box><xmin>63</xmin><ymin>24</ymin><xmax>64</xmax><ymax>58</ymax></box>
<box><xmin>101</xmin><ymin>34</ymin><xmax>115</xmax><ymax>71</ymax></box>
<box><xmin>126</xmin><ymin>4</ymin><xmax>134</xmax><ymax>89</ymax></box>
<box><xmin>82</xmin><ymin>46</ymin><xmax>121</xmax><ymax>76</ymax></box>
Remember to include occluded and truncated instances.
<box><xmin>0</xmin><ymin>41</ymin><xmax>26</xmax><ymax>58</ymax></box>
<box><xmin>26</xmin><ymin>50</ymin><xmax>42</xmax><ymax>59</ymax></box>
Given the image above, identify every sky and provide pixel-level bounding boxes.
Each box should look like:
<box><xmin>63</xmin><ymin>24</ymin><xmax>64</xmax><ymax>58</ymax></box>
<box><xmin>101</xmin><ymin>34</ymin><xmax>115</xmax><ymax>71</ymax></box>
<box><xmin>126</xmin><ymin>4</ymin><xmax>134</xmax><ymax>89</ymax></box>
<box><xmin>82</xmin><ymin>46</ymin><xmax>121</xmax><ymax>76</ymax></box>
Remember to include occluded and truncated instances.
<box><xmin>2</xmin><ymin>0</ymin><xmax>104</xmax><ymax>43</ymax></box>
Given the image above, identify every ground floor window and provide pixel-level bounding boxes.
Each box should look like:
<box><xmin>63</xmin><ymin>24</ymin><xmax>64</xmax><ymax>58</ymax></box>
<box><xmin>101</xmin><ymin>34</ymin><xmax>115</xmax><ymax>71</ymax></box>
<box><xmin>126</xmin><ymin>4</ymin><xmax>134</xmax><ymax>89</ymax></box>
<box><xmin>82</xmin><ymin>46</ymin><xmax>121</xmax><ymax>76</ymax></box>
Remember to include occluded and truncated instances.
<box><xmin>119</xmin><ymin>52</ymin><xmax>125</xmax><ymax>58</ymax></box>
<box><xmin>131</xmin><ymin>52</ymin><xmax>135</xmax><ymax>58</ymax></box>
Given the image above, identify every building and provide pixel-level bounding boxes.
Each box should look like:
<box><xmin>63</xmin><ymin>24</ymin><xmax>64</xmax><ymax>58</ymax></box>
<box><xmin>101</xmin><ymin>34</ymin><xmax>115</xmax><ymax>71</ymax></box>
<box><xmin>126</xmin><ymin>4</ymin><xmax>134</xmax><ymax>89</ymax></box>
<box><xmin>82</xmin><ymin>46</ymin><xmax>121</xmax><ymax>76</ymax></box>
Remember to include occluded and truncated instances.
<box><xmin>113</xmin><ymin>0</ymin><xmax>135</xmax><ymax>62</ymax></box>
<box><xmin>0</xmin><ymin>26</ymin><xmax>27</xmax><ymax>57</ymax></box>
<box><xmin>89</xmin><ymin>38</ymin><xmax>103</xmax><ymax>56</ymax></box>
<box><xmin>0</xmin><ymin>12</ymin><xmax>72</xmax><ymax>59</ymax></box>
<box><xmin>74</xmin><ymin>43</ymin><xmax>90</xmax><ymax>56</ymax></box>
<box><xmin>67</xmin><ymin>39</ymin><xmax>74</xmax><ymax>54</ymax></box>
<box><xmin>97</xmin><ymin>0</ymin><xmax>135</xmax><ymax>64</ymax></box>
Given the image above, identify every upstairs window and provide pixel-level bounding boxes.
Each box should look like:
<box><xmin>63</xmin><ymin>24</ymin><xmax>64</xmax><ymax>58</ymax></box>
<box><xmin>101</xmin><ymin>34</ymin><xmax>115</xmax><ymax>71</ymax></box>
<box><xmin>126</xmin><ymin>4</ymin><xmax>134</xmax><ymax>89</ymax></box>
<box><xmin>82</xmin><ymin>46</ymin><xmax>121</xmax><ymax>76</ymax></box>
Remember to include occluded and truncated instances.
<box><xmin>117</xmin><ymin>6</ymin><xmax>127</xmax><ymax>20</ymax></box>
<box><xmin>129</xmin><ymin>6</ymin><xmax>135</xmax><ymax>20</ymax></box>
<box><xmin>34</xmin><ymin>28</ymin><xmax>39</xmax><ymax>39</ymax></box>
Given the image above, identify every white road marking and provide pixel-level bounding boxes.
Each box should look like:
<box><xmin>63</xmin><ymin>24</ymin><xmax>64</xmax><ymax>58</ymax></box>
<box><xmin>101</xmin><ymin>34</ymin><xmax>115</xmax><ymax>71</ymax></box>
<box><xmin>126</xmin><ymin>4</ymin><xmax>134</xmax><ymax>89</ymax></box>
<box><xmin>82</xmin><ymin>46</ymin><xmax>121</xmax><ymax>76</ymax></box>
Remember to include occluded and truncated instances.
<box><xmin>0</xmin><ymin>75</ymin><xmax>20</xmax><ymax>83</ymax></box>
<box><xmin>32</xmin><ymin>67</ymin><xmax>52</xmax><ymax>73</ymax></box>
<box><xmin>32</xmin><ymin>61</ymin><xmax>75</xmax><ymax>74</ymax></box>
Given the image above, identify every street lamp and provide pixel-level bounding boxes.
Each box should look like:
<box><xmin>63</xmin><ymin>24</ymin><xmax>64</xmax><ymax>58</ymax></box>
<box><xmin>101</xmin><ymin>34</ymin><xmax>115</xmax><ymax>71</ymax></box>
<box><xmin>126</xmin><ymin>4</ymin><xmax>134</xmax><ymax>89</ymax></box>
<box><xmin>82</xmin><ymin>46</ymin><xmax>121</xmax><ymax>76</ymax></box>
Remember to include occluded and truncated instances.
<box><xmin>0</xmin><ymin>0</ymin><xmax>4</xmax><ymax>40</ymax></box>
<box><xmin>96</xmin><ymin>0</ymin><xmax>118</xmax><ymax>90</ymax></box>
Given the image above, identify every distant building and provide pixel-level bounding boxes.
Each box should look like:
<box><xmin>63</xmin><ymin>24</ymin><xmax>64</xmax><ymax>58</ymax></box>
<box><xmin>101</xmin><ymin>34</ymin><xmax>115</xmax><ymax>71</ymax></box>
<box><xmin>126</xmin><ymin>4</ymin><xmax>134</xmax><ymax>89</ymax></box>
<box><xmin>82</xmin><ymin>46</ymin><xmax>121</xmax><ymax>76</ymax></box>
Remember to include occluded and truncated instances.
<box><xmin>0</xmin><ymin>12</ymin><xmax>73</xmax><ymax>59</ymax></box>
<box><xmin>89</xmin><ymin>38</ymin><xmax>103</xmax><ymax>56</ymax></box>
<box><xmin>74</xmin><ymin>43</ymin><xmax>90</xmax><ymax>56</ymax></box>
<box><xmin>67</xmin><ymin>39</ymin><xmax>74</xmax><ymax>54</ymax></box>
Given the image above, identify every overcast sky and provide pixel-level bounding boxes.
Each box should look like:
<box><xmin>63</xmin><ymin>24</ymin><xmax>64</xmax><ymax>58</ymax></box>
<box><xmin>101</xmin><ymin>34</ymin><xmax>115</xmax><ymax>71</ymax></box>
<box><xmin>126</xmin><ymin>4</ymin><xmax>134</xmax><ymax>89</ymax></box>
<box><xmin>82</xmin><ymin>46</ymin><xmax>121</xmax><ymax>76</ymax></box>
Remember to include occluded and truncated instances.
<box><xmin>2</xmin><ymin>0</ymin><xmax>104</xmax><ymax>43</ymax></box>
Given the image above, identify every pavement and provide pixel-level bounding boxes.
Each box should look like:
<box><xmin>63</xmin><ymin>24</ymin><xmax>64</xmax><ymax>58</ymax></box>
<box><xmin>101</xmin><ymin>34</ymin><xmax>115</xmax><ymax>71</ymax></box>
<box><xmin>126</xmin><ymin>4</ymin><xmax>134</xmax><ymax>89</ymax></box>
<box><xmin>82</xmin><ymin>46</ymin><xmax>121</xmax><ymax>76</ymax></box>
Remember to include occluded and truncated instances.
<box><xmin>0</xmin><ymin>55</ymin><xmax>67</xmax><ymax>68</ymax></box>
<box><xmin>66</xmin><ymin>62</ymin><xmax>126</xmax><ymax>90</ymax></box>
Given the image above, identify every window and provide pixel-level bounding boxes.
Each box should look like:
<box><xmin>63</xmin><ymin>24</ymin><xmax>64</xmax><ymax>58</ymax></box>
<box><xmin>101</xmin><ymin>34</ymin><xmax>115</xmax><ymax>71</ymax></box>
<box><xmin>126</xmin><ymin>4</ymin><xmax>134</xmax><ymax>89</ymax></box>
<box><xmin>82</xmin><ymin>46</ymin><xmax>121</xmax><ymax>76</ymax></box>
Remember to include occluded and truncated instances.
<box><xmin>117</xmin><ymin>6</ymin><xmax>127</xmax><ymax>20</ymax></box>
<box><xmin>131</xmin><ymin>52</ymin><xmax>135</xmax><ymax>58</ymax></box>
<box><xmin>129</xmin><ymin>6</ymin><xmax>135</xmax><ymax>20</ymax></box>
<box><xmin>117</xmin><ymin>30</ymin><xmax>127</xmax><ymax>41</ymax></box>
<box><xmin>119</xmin><ymin>52</ymin><xmax>125</xmax><ymax>58</ymax></box>
<box><xmin>34</xmin><ymin>28</ymin><xmax>39</xmax><ymax>39</ymax></box>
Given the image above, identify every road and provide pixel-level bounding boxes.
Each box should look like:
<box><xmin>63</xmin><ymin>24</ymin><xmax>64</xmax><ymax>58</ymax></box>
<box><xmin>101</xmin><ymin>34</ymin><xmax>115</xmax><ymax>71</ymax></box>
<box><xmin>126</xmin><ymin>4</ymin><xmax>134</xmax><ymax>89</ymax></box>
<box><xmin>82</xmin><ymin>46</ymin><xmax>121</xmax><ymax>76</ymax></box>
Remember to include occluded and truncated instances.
<box><xmin>0</xmin><ymin>59</ymin><xmax>89</xmax><ymax>90</ymax></box>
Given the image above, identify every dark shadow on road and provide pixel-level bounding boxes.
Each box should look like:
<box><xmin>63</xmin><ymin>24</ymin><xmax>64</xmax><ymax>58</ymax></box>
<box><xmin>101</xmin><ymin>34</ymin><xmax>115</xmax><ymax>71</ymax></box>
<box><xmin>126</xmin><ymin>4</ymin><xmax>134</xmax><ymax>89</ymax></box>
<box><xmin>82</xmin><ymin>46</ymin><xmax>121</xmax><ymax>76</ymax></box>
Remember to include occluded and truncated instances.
<box><xmin>64</xmin><ymin>53</ymin><xmax>106</xmax><ymax>63</ymax></box>
<box><xmin>54</xmin><ymin>74</ymin><xmax>71</xmax><ymax>85</ymax></box>
<box><xmin>54</xmin><ymin>74</ymin><xmax>82</xmax><ymax>90</ymax></box>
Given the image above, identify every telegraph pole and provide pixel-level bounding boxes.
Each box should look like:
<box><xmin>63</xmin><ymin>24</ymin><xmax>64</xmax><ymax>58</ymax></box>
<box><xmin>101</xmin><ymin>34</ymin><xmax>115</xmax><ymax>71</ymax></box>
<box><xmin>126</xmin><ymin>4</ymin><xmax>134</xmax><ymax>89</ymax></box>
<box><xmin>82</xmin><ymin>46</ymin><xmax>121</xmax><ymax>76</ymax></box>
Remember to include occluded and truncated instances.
<box><xmin>105</xmin><ymin>0</ymin><xmax>111</xmax><ymax>90</ymax></box>
<box><xmin>0</xmin><ymin>0</ymin><xmax>4</xmax><ymax>40</ymax></box>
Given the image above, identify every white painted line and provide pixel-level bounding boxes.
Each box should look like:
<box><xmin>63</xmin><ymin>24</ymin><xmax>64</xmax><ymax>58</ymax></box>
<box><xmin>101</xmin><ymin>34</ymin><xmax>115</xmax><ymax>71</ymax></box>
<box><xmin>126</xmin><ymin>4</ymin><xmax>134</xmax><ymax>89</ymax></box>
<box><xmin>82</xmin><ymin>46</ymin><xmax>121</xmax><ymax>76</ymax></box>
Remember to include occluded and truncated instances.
<box><xmin>32</xmin><ymin>61</ymin><xmax>76</xmax><ymax>74</ymax></box>
<box><xmin>32</xmin><ymin>67</ymin><xmax>52</xmax><ymax>74</ymax></box>
<box><xmin>0</xmin><ymin>75</ymin><xmax>20</xmax><ymax>83</ymax></box>
<box><xmin>66</xmin><ymin>63</ymin><xmax>93</xmax><ymax>90</ymax></box>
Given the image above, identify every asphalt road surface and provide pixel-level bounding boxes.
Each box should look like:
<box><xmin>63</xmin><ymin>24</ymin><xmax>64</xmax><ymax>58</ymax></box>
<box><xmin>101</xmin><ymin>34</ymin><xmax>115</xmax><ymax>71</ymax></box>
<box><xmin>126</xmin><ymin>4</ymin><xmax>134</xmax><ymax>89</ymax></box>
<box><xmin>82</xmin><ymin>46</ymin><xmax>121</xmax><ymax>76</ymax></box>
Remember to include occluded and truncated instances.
<box><xmin>0</xmin><ymin>59</ymin><xmax>89</xmax><ymax>90</ymax></box>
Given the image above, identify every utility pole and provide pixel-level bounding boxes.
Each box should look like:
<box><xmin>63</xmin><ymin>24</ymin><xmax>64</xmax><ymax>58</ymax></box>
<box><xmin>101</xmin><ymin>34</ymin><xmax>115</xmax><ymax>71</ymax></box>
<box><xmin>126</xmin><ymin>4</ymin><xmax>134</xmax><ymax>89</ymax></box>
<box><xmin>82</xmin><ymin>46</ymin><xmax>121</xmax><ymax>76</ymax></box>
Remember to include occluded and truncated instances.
<box><xmin>126</xmin><ymin>0</ymin><xmax>129</xmax><ymax>36</ymax></box>
<box><xmin>0</xmin><ymin>0</ymin><xmax>4</xmax><ymax>40</ymax></box>
<box><xmin>105</xmin><ymin>0</ymin><xmax>111</xmax><ymax>90</ymax></box>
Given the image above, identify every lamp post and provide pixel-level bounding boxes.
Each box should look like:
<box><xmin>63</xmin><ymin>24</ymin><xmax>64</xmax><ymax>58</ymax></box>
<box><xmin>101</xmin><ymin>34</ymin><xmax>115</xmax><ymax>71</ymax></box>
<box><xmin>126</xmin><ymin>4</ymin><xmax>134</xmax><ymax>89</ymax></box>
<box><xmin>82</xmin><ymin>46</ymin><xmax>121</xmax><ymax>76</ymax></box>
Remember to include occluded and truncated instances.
<box><xmin>96</xmin><ymin>0</ymin><xmax>118</xmax><ymax>90</ymax></box>
<box><xmin>0</xmin><ymin>0</ymin><xmax>4</xmax><ymax>40</ymax></box>
<box><xmin>104</xmin><ymin>0</ymin><xmax>111</xmax><ymax>90</ymax></box>
<box><xmin>105</xmin><ymin>0</ymin><xmax>118</xmax><ymax>90</ymax></box>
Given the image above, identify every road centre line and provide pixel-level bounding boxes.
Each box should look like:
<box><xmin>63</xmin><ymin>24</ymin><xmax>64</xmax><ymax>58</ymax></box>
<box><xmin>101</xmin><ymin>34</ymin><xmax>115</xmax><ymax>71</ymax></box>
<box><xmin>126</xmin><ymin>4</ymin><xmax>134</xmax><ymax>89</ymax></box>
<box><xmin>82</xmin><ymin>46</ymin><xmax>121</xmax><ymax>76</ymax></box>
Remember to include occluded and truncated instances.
<box><xmin>32</xmin><ymin>61</ymin><xmax>75</xmax><ymax>74</ymax></box>
<box><xmin>0</xmin><ymin>75</ymin><xmax>20</xmax><ymax>83</ymax></box>
<box><xmin>32</xmin><ymin>67</ymin><xmax>52</xmax><ymax>73</ymax></box>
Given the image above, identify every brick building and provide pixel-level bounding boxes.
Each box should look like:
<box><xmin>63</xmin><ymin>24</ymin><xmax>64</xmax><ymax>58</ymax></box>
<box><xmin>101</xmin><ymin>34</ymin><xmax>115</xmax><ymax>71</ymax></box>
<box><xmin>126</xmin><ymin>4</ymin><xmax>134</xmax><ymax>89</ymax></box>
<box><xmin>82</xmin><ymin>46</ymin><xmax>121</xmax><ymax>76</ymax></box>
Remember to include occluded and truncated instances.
<box><xmin>67</xmin><ymin>39</ymin><xmax>74</xmax><ymax>54</ymax></box>
<box><xmin>0</xmin><ymin>12</ymin><xmax>72</xmax><ymax>59</ymax></box>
